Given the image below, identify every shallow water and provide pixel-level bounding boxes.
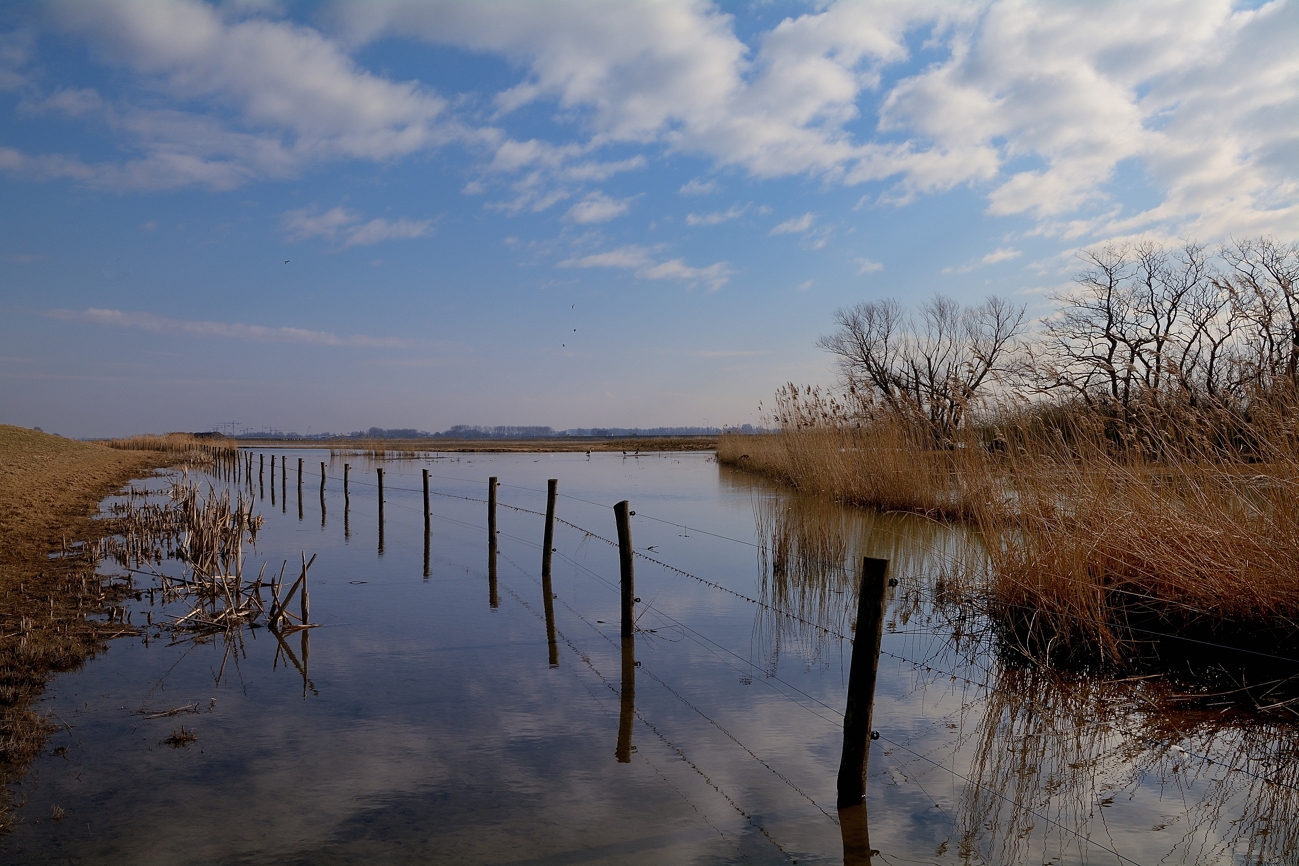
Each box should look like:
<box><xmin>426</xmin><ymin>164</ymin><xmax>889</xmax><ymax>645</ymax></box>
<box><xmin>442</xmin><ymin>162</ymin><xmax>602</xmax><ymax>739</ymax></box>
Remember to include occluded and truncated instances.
<box><xmin>4</xmin><ymin>451</ymin><xmax>1297</xmax><ymax>865</ymax></box>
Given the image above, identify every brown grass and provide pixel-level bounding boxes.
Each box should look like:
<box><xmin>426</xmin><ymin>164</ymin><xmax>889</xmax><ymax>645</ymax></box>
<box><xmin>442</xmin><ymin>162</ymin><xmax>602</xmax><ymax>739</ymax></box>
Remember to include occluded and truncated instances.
<box><xmin>719</xmin><ymin>400</ymin><xmax>1299</xmax><ymax>669</ymax></box>
<box><xmin>0</xmin><ymin>425</ymin><xmax>181</xmax><ymax>828</ymax></box>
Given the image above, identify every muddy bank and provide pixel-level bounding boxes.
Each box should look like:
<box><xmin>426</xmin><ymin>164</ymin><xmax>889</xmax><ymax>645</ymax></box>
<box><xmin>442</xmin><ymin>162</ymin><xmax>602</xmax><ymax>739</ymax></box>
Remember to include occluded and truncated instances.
<box><xmin>0</xmin><ymin>425</ymin><xmax>173</xmax><ymax>829</ymax></box>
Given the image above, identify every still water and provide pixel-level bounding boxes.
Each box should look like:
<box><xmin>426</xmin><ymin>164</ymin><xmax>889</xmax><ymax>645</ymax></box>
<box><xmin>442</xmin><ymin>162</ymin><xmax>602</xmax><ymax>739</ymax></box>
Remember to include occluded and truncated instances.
<box><xmin>4</xmin><ymin>451</ymin><xmax>1296</xmax><ymax>864</ymax></box>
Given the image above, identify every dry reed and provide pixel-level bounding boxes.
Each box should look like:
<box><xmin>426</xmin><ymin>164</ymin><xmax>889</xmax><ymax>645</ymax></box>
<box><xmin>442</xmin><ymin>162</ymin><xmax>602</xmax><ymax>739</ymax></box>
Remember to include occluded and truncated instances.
<box><xmin>721</xmin><ymin>386</ymin><xmax>1299</xmax><ymax>669</ymax></box>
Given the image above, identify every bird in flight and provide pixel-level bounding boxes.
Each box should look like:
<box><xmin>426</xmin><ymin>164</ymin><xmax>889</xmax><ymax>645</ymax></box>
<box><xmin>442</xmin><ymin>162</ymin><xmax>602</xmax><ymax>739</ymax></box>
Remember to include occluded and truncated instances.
<box><xmin>284</xmin><ymin>260</ymin><xmax>290</xmax><ymax>264</ymax></box>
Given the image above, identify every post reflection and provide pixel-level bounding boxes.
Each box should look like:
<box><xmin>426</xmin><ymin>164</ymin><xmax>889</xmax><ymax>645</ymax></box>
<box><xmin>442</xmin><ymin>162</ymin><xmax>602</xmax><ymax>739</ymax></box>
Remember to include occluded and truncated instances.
<box><xmin>838</xmin><ymin>804</ymin><xmax>873</xmax><ymax>865</ymax></box>
<box><xmin>488</xmin><ymin>542</ymin><xmax>499</xmax><ymax>608</ymax></box>
<box><xmin>616</xmin><ymin>636</ymin><xmax>635</xmax><ymax>763</ymax></box>
<box><xmin>541</xmin><ymin>572</ymin><xmax>559</xmax><ymax>668</ymax></box>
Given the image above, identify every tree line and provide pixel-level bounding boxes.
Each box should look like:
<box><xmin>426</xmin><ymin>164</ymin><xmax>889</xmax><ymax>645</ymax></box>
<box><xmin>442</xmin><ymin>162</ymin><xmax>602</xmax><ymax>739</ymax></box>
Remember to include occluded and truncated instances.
<box><xmin>816</xmin><ymin>236</ymin><xmax>1299</xmax><ymax>451</ymax></box>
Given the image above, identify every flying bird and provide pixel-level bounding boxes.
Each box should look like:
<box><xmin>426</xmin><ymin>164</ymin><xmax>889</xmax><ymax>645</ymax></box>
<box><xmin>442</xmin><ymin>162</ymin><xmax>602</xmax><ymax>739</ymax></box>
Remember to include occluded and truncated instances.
<box><xmin>284</xmin><ymin>260</ymin><xmax>290</xmax><ymax>264</ymax></box>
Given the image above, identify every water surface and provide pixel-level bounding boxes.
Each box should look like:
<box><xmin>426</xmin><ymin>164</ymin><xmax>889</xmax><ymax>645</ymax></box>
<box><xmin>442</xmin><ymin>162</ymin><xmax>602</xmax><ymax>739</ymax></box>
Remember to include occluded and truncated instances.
<box><xmin>4</xmin><ymin>451</ymin><xmax>1295</xmax><ymax>865</ymax></box>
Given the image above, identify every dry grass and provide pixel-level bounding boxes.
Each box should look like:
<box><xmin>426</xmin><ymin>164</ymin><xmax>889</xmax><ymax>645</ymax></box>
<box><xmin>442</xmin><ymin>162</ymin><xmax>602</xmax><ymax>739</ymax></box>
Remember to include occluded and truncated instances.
<box><xmin>101</xmin><ymin>432</ymin><xmax>234</xmax><ymax>456</ymax></box>
<box><xmin>0</xmin><ymin>425</ymin><xmax>182</xmax><ymax>829</ymax></box>
<box><xmin>720</xmin><ymin>399</ymin><xmax>1299</xmax><ymax>668</ymax></box>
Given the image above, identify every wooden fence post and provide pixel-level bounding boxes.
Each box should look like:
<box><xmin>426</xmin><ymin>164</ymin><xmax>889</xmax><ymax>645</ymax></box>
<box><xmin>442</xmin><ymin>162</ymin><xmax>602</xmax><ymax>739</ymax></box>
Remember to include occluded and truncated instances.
<box><xmin>542</xmin><ymin>480</ymin><xmax>557</xmax><ymax>579</ymax></box>
<box><xmin>836</xmin><ymin>556</ymin><xmax>890</xmax><ymax>808</ymax></box>
<box><xmin>423</xmin><ymin>469</ymin><xmax>430</xmax><ymax>530</ymax></box>
<box><xmin>614</xmin><ymin>500</ymin><xmax>635</xmax><ymax>638</ymax></box>
<box><xmin>377</xmin><ymin>467</ymin><xmax>385</xmax><ymax>556</ymax></box>
<box><xmin>542</xmin><ymin>479</ymin><xmax>559</xmax><ymax>667</ymax></box>
<box><xmin>487</xmin><ymin>477</ymin><xmax>498</xmax><ymax>546</ymax></box>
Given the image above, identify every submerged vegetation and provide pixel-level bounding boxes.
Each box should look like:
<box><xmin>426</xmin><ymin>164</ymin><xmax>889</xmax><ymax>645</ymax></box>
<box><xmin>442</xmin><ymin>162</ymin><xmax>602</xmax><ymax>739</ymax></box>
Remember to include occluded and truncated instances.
<box><xmin>722</xmin><ymin>236</ymin><xmax>1299</xmax><ymax>671</ymax></box>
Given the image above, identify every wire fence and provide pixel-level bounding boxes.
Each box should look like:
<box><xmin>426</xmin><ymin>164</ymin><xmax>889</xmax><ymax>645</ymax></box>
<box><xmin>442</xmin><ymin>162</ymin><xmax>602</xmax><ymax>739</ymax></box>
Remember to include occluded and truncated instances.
<box><xmin>194</xmin><ymin>448</ymin><xmax>1299</xmax><ymax>862</ymax></box>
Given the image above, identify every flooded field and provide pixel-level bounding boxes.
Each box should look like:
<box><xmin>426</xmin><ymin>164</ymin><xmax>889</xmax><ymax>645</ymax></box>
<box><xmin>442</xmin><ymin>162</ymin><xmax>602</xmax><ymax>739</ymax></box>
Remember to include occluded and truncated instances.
<box><xmin>4</xmin><ymin>451</ymin><xmax>1297</xmax><ymax>865</ymax></box>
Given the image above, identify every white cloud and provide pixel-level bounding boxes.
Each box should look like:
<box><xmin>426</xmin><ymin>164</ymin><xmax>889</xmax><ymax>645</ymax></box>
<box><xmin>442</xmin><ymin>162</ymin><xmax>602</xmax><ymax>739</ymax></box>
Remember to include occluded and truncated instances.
<box><xmin>563</xmin><ymin>191</ymin><xmax>633</xmax><ymax>224</ymax></box>
<box><xmin>854</xmin><ymin>258</ymin><xmax>883</xmax><ymax>274</ymax></box>
<box><xmin>770</xmin><ymin>212</ymin><xmax>816</xmax><ymax>235</ymax></box>
<box><xmin>557</xmin><ymin>244</ymin><xmax>732</xmax><ymax>291</ymax></box>
<box><xmin>795</xmin><ymin>279</ymin><xmax>813</xmax><ymax>292</ymax></box>
<box><xmin>943</xmin><ymin>246</ymin><xmax>1023</xmax><ymax>274</ymax></box>
<box><xmin>283</xmin><ymin>205</ymin><xmax>432</xmax><ymax>246</ymax></box>
<box><xmin>6</xmin><ymin>0</ymin><xmax>480</xmax><ymax>190</ymax></box>
<box><xmin>334</xmin><ymin>0</ymin><xmax>1296</xmax><ymax>244</ymax></box>
<box><xmin>679</xmin><ymin>178</ymin><xmax>719</xmax><ymax>196</ymax></box>
<box><xmin>45</xmin><ymin>308</ymin><xmax>413</xmax><ymax>348</ymax></box>
<box><xmin>3</xmin><ymin>0</ymin><xmax>1292</xmax><ymax>245</ymax></box>
<box><xmin>686</xmin><ymin>203</ymin><xmax>747</xmax><ymax>226</ymax></box>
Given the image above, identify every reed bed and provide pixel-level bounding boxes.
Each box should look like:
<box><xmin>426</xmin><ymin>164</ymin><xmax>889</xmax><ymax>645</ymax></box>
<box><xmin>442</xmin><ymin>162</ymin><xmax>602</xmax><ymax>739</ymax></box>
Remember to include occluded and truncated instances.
<box><xmin>721</xmin><ymin>393</ymin><xmax>1299</xmax><ymax>670</ymax></box>
<box><xmin>101</xmin><ymin>432</ymin><xmax>235</xmax><ymax>458</ymax></box>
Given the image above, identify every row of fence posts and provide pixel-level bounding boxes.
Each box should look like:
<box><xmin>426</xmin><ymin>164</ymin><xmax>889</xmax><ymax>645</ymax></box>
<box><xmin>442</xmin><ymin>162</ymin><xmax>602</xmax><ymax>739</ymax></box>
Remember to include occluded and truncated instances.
<box><xmin>222</xmin><ymin>450</ymin><xmax>885</xmax><ymax>863</ymax></box>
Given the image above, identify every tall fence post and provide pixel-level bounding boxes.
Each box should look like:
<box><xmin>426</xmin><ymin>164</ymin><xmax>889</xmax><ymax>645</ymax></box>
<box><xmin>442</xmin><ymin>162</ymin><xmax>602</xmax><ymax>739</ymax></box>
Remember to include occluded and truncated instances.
<box><xmin>542</xmin><ymin>479</ymin><xmax>557</xmax><ymax>579</ymax></box>
<box><xmin>319</xmin><ymin>461</ymin><xmax>327</xmax><ymax>526</ymax></box>
<box><xmin>836</xmin><ymin>556</ymin><xmax>890</xmax><ymax>808</ymax></box>
<box><xmin>377</xmin><ymin>467</ymin><xmax>385</xmax><ymax>556</ymax></box>
<box><xmin>270</xmin><ymin>454</ymin><xmax>276</xmax><ymax>506</ymax></box>
<box><xmin>423</xmin><ymin>469</ymin><xmax>430</xmax><ymax>530</ymax></box>
<box><xmin>614</xmin><ymin>500</ymin><xmax>635</xmax><ymax>638</ymax></box>
<box><xmin>488</xmin><ymin>542</ymin><xmax>499</xmax><ymax>608</ymax></box>
<box><xmin>344</xmin><ymin>463</ymin><xmax>350</xmax><ymax>501</ymax></box>
<box><xmin>542</xmin><ymin>479</ymin><xmax>559</xmax><ymax>667</ymax></box>
<box><xmin>281</xmin><ymin>456</ymin><xmax>286</xmax><ymax>513</ymax></box>
<box><xmin>296</xmin><ymin>457</ymin><xmax>303</xmax><ymax>521</ymax></box>
<box><xmin>487</xmin><ymin>477</ymin><xmax>498</xmax><ymax>546</ymax></box>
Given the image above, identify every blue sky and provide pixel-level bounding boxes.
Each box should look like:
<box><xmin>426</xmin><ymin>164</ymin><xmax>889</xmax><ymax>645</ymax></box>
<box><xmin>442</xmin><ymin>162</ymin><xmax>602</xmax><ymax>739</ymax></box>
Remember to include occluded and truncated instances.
<box><xmin>1</xmin><ymin>0</ymin><xmax>1296</xmax><ymax>438</ymax></box>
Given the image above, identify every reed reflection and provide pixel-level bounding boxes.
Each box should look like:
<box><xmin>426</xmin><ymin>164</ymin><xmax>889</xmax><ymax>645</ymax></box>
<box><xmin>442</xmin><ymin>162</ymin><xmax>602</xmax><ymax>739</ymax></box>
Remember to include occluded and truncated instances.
<box><xmin>742</xmin><ymin>471</ymin><xmax>986</xmax><ymax>671</ymax></box>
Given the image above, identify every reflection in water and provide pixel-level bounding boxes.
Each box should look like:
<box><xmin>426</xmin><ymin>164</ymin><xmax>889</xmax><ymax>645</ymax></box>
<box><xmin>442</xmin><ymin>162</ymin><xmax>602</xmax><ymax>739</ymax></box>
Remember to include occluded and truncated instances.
<box><xmin>737</xmin><ymin>463</ymin><xmax>1299</xmax><ymax>865</ymax></box>
<box><xmin>839</xmin><ymin>804</ymin><xmax>873</xmax><ymax>865</ymax></box>
<box><xmin>11</xmin><ymin>453</ymin><xmax>1299</xmax><ymax>865</ymax></box>
<box><xmin>617</xmin><ymin>636</ymin><xmax>635</xmax><ymax>763</ymax></box>
<box><xmin>960</xmin><ymin>664</ymin><xmax>1299</xmax><ymax>865</ymax></box>
<box><xmin>488</xmin><ymin>542</ymin><xmax>499</xmax><ymax>609</ymax></box>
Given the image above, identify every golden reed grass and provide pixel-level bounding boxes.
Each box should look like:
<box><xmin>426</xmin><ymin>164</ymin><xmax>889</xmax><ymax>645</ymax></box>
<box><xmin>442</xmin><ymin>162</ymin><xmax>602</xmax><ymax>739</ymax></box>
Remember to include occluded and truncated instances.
<box><xmin>720</xmin><ymin>388</ymin><xmax>1299</xmax><ymax>665</ymax></box>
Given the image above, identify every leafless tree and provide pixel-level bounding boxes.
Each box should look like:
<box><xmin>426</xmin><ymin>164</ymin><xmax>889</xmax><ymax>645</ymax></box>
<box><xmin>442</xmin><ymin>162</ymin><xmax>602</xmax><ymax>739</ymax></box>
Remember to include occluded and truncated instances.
<box><xmin>817</xmin><ymin>295</ymin><xmax>1026</xmax><ymax>438</ymax></box>
<box><xmin>1218</xmin><ymin>237</ymin><xmax>1299</xmax><ymax>397</ymax></box>
<box><xmin>1034</xmin><ymin>241</ymin><xmax>1234</xmax><ymax>419</ymax></box>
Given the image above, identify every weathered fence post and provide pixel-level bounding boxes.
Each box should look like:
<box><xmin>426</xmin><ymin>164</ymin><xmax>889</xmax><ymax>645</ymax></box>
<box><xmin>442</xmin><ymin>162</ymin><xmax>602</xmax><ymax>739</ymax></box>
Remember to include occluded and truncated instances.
<box><xmin>488</xmin><ymin>477</ymin><xmax>498</xmax><ymax>546</ymax></box>
<box><xmin>377</xmin><ymin>467</ymin><xmax>385</xmax><ymax>556</ymax></box>
<box><xmin>344</xmin><ymin>463</ymin><xmax>350</xmax><ymax>501</ymax></box>
<box><xmin>319</xmin><ymin>461</ymin><xmax>327</xmax><ymax>527</ymax></box>
<box><xmin>423</xmin><ymin>469</ymin><xmax>430</xmax><ymax>531</ymax></box>
<box><xmin>614</xmin><ymin>500</ymin><xmax>635</xmax><ymax>638</ymax></box>
<box><xmin>297</xmin><ymin>457</ymin><xmax>304</xmax><ymax>521</ymax></box>
<box><xmin>423</xmin><ymin>522</ymin><xmax>430</xmax><ymax>579</ymax></box>
<box><xmin>488</xmin><ymin>541</ymin><xmax>499</xmax><ymax>608</ymax></box>
<box><xmin>836</xmin><ymin>556</ymin><xmax>890</xmax><ymax>808</ymax></box>
<box><xmin>542</xmin><ymin>478</ymin><xmax>559</xmax><ymax>667</ymax></box>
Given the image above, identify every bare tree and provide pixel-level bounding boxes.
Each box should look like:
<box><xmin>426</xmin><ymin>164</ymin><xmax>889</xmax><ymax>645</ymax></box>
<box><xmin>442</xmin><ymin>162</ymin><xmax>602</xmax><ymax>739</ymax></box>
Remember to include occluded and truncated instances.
<box><xmin>1218</xmin><ymin>237</ymin><xmax>1299</xmax><ymax>397</ymax></box>
<box><xmin>1034</xmin><ymin>241</ymin><xmax>1232</xmax><ymax>419</ymax></box>
<box><xmin>817</xmin><ymin>295</ymin><xmax>1026</xmax><ymax>438</ymax></box>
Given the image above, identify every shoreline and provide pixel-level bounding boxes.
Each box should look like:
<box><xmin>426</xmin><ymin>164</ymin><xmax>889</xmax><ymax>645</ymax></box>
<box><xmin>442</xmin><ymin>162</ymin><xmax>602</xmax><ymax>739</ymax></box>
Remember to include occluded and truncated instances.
<box><xmin>226</xmin><ymin>435</ymin><xmax>717</xmax><ymax>453</ymax></box>
<box><xmin>0</xmin><ymin>425</ymin><xmax>177</xmax><ymax>829</ymax></box>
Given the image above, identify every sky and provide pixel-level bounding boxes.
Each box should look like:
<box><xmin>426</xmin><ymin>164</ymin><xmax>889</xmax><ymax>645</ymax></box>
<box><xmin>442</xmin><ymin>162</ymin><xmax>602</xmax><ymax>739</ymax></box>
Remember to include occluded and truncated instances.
<box><xmin>1</xmin><ymin>0</ymin><xmax>1296</xmax><ymax>438</ymax></box>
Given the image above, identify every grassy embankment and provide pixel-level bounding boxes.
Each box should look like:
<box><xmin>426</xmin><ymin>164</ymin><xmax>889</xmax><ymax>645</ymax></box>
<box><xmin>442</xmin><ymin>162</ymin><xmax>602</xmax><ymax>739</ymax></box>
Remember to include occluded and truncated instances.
<box><xmin>0</xmin><ymin>427</ymin><xmax>213</xmax><ymax>826</ymax></box>
<box><xmin>719</xmin><ymin>408</ymin><xmax>1299</xmax><ymax>669</ymax></box>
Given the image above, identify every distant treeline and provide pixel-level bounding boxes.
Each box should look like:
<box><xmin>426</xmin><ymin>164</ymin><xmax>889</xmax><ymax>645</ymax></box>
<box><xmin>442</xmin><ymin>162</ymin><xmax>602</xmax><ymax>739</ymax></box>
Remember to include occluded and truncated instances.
<box><xmin>233</xmin><ymin>424</ymin><xmax>766</xmax><ymax>441</ymax></box>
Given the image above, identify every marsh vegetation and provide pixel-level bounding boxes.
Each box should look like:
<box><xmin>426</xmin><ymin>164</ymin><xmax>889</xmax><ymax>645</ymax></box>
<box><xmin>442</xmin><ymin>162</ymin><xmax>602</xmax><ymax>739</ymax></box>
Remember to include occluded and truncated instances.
<box><xmin>722</xmin><ymin>237</ymin><xmax>1299</xmax><ymax>678</ymax></box>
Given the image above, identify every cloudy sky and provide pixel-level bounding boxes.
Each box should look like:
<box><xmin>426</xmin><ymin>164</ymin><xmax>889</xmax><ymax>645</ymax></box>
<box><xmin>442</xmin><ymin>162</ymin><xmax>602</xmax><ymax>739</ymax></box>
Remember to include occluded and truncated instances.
<box><xmin>1</xmin><ymin>0</ymin><xmax>1296</xmax><ymax>437</ymax></box>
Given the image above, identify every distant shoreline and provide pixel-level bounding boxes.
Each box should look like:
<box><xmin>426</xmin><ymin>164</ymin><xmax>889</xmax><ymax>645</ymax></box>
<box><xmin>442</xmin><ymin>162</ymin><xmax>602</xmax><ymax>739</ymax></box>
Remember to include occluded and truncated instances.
<box><xmin>228</xmin><ymin>435</ymin><xmax>718</xmax><ymax>453</ymax></box>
